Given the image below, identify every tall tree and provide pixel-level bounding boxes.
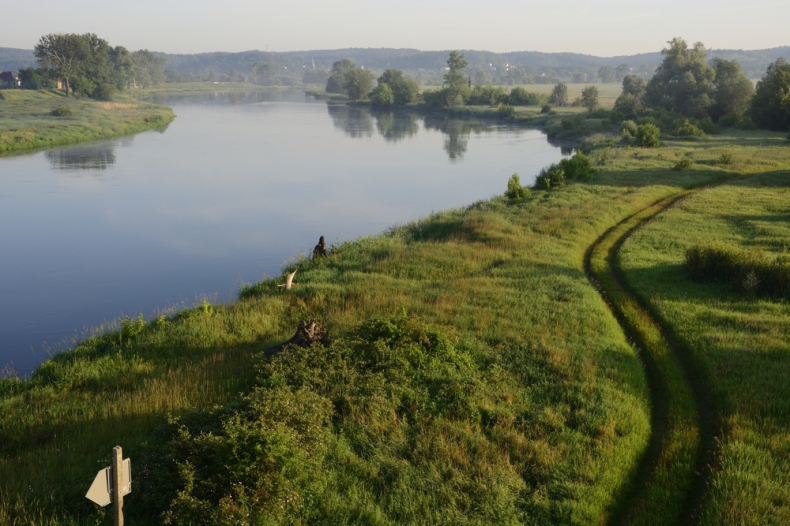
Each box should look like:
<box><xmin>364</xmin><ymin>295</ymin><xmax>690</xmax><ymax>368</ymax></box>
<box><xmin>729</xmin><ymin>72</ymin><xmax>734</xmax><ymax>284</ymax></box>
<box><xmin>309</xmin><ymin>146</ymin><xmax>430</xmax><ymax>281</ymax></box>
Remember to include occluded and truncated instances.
<box><xmin>344</xmin><ymin>68</ymin><xmax>375</xmax><ymax>100</ymax></box>
<box><xmin>549</xmin><ymin>83</ymin><xmax>568</xmax><ymax>106</ymax></box>
<box><xmin>598</xmin><ymin>65</ymin><xmax>615</xmax><ymax>83</ymax></box>
<box><xmin>326</xmin><ymin>59</ymin><xmax>357</xmax><ymax>94</ymax></box>
<box><xmin>34</xmin><ymin>33</ymin><xmax>86</xmax><ymax>96</ymax></box>
<box><xmin>581</xmin><ymin>85</ymin><xmax>599</xmax><ymax>112</ymax></box>
<box><xmin>615</xmin><ymin>63</ymin><xmax>631</xmax><ymax>82</ymax></box>
<box><xmin>710</xmin><ymin>58</ymin><xmax>754</xmax><ymax>119</ymax></box>
<box><xmin>751</xmin><ymin>58</ymin><xmax>790</xmax><ymax>131</ymax></box>
<box><xmin>130</xmin><ymin>50</ymin><xmax>166</xmax><ymax>88</ymax></box>
<box><xmin>645</xmin><ymin>38</ymin><xmax>715</xmax><ymax>118</ymax></box>
<box><xmin>443</xmin><ymin>51</ymin><xmax>468</xmax><ymax>88</ymax></box>
<box><xmin>377</xmin><ymin>69</ymin><xmax>419</xmax><ymax>106</ymax></box>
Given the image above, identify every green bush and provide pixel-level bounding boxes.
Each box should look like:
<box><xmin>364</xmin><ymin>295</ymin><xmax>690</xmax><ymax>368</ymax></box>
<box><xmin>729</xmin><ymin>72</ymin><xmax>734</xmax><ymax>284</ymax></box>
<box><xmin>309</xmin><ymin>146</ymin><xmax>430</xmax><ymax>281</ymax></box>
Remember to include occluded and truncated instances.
<box><xmin>686</xmin><ymin>241</ymin><xmax>790</xmax><ymax>296</ymax></box>
<box><xmin>505</xmin><ymin>173</ymin><xmax>531</xmax><ymax>199</ymax></box>
<box><xmin>719</xmin><ymin>151</ymin><xmax>736</xmax><ymax>165</ymax></box>
<box><xmin>92</xmin><ymin>84</ymin><xmax>117</xmax><ymax>101</ymax></box>
<box><xmin>541</xmin><ymin>104</ymin><xmax>551</xmax><ymax>114</ymax></box>
<box><xmin>534</xmin><ymin>165</ymin><xmax>566</xmax><ymax>190</ymax></box>
<box><xmin>672</xmin><ymin>119</ymin><xmax>706</xmax><ymax>138</ymax></box>
<box><xmin>50</xmin><ymin>106</ymin><xmax>73</xmax><ymax>117</ymax></box>
<box><xmin>508</xmin><ymin>87</ymin><xmax>547</xmax><ymax>106</ymax></box>
<box><xmin>672</xmin><ymin>158</ymin><xmax>693</xmax><ymax>171</ymax></box>
<box><xmin>496</xmin><ymin>103</ymin><xmax>515</xmax><ymax>118</ymax></box>
<box><xmin>468</xmin><ymin>85</ymin><xmax>508</xmax><ymax>106</ymax></box>
<box><xmin>558</xmin><ymin>152</ymin><xmax>594</xmax><ymax>180</ymax></box>
<box><xmin>620</xmin><ymin>119</ymin><xmax>638</xmax><ymax>140</ymax></box>
<box><xmin>634</xmin><ymin>123</ymin><xmax>661</xmax><ymax>147</ymax></box>
<box><xmin>120</xmin><ymin>313</ymin><xmax>145</xmax><ymax>341</ymax></box>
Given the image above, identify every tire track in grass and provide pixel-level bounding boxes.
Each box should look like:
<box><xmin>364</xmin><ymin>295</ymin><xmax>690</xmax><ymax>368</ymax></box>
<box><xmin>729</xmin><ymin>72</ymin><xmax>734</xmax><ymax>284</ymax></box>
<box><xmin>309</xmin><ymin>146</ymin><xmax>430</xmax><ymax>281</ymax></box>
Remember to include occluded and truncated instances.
<box><xmin>585</xmin><ymin>189</ymin><xmax>719</xmax><ymax>526</ymax></box>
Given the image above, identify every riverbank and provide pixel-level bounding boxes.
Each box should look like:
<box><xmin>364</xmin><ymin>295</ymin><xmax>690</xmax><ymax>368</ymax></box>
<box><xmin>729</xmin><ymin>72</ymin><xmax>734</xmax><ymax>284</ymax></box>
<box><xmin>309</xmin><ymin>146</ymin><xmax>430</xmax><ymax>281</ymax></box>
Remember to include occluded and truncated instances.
<box><xmin>0</xmin><ymin>90</ymin><xmax>175</xmax><ymax>155</ymax></box>
<box><xmin>1</xmin><ymin>118</ymin><xmax>789</xmax><ymax>524</ymax></box>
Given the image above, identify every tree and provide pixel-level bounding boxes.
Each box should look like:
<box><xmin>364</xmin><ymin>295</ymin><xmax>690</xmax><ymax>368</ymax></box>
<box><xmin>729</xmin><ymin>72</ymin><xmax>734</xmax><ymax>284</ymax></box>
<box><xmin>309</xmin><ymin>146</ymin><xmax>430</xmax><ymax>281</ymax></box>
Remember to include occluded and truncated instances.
<box><xmin>751</xmin><ymin>58</ymin><xmax>790</xmax><ymax>131</ymax></box>
<box><xmin>326</xmin><ymin>59</ymin><xmax>357</xmax><ymax>94</ymax></box>
<box><xmin>581</xmin><ymin>85</ymin><xmax>599</xmax><ymax>112</ymax></box>
<box><xmin>615</xmin><ymin>64</ymin><xmax>631</xmax><ymax>82</ymax></box>
<box><xmin>615</xmin><ymin>74</ymin><xmax>647</xmax><ymax>117</ymax></box>
<box><xmin>709</xmin><ymin>58</ymin><xmax>754</xmax><ymax>120</ymax></box>
<box><xmin>370</xmin><ymin>83</ymin><xmax>394</xmax><ymax>106</ymax></box>
<box><xmin>645</xmin><ymin>38</ymin><xmax>715</xmax><ymax>118</ymax></box>
<box><xmin>598</xmin><ymin>65</ymin><xmax>615</xmax><ymax>83</ymax></box>
<box><xmin>251</xmin><ymin>62</ymin><xmax>277</xmax><ymax>85</ymax></box>
<box><xmin>34</xmin><ymin>33</ymin><xmax>87</xmax><ymax>96</ymax></box>
<box><xmin>621</xmin><ymin>74</ymin><xmax>647</xmax><ymax>99</ymax></box>
<box><xmin>344</xmin><ymin>68</ymin><xmax>375</xmax><ymax>100</ymax></box>
<box><xmin>377</xmin><ymin>69</ymin><xmax>419</xmax><ymax>106</ymax></box>
<box><xmin>130</xmin><ymin>50</ymin><xmax>166</xmax><ymax>88</ymax></box>
<box><xmin>549</xmin><ymin>83</ymin><xmax>568</xmax><ymax>106</ymax></box>
<box><xmin>443</xmin><ymin>51</ymin><xmax>468</xmax><ymax>88</ymax></box>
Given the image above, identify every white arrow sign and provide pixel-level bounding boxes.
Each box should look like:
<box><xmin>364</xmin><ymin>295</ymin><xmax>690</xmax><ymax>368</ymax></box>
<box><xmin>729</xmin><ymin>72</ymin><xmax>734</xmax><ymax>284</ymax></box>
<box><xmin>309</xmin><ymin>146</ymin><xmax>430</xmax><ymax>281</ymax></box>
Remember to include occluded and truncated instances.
<box><xmin>86</xmin><ymin>458</ymin><xmax>131</xmax><ymax>506</ymax></box>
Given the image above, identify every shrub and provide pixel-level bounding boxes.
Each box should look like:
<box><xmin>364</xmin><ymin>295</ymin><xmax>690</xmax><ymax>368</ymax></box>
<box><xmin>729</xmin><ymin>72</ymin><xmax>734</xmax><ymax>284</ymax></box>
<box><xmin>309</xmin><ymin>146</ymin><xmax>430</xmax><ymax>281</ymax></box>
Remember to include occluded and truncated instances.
<box><xmin>541</xmin><ymin>104</ymin><xmax>551</xmax><ymax>114</ymax></box>
<box><xmin>719</xmin><ymin>151</ymin><xmax>736</xmax><ymax>165</ymax></box>
<box><xmin>468</xmin><ymin>85</ymin><xmax>508</xmax><ymax>106</ymax></box>
<box><xmin>496</xmin><ymin>103</ymin><xmax>515</xmax><ymax>118</ymax></box>
<box><xmin>120</xmin><ymin>313</ymin><xmax>145</xmax><ymax>341</ymax></box>
<box><xmin>505</xmin><ymin>173</ymin><xmax>531</xmax><ymax>199</ymax></box>
<box><xmin>558</xmin><ymin>152</ymin><xmax>594</xmax><ymax>180</ymax></box>
<box><xmin>672</xmin><ymin>158</ymin><xmax>693</xmax><ymax>171</ymax></box>
<box><xmin>686</xmin><ymin>241</ymin><xmax>790</xmax><ymax>296</ymax></box>
<box><xmin>620</xmin><ymin>119</ymin><xmax>638</xmax><ymax>140</ymax></box>
<box><xmin>534</xmin><ymin>165</ymin><xmax>566</xmax><ymax>190</ymax></box>
<box><xmin>508</xmin><ymin>87</ymin><xmax>547</xmax><ymax>106</ymax></box>
<box><xmin>634</xmin><ymin>123</ymin><xmax>661</xmax><ymax>147</ymax></box>
<box><xmin>50</xmin><ymin>106</ymin><xmax>73</xmax><ymax>117</ymax></box>
<box><xmin>92</xmin><ymin>84</ymin><xmax>117</xmax><ymax>101</ymax></box>
<box><xmin>672</xmin><ymin>119</ymin><xmax>706</xmax><ymax>138</ymax></box>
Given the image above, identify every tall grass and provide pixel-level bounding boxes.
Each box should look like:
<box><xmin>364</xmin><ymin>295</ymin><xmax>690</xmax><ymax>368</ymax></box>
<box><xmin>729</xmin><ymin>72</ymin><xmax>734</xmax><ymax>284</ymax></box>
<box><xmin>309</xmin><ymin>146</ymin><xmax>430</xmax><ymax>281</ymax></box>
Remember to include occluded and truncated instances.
<box><xmin>619</xmin><ymin>171</ymin><xmax>790</xmax><ymax>525</ymax></box>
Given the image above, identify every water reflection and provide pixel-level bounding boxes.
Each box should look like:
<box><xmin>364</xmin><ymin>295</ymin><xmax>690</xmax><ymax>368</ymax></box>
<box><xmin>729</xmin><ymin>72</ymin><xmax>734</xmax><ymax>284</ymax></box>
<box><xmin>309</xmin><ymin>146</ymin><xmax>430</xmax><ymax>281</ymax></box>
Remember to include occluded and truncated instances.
<box><xmin>371</xmin><ymin>110</ymin><xmax>419</xmax><ymax>142</ymax></box>
<box><xmin>145</xmin><ymin>89</ymin><xmax>308</xmax><ymax>106</ymax></box>
<box><xmin>327</xmin><ymin>104</ymin><xmax>374</xmax><ymax>138</ymax></box>
<box><xmin>45</xmin><ymin>143</ymin><xmax>117</xmax><ymax>172</ymax></box>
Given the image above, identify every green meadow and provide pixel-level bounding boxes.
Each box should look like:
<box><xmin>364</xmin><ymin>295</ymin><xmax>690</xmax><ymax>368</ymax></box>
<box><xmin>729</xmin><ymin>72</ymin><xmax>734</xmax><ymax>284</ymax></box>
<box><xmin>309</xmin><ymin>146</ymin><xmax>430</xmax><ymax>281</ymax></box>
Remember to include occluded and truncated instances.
<box><xmin>0</xmin><ymin>89</ymin><xmax>174</xmax><ymax>154</ymax></box>
<box><xmin>1</xmin><ymin>95</ymin><xmax>789</xmax><ymax>525</ymax></box>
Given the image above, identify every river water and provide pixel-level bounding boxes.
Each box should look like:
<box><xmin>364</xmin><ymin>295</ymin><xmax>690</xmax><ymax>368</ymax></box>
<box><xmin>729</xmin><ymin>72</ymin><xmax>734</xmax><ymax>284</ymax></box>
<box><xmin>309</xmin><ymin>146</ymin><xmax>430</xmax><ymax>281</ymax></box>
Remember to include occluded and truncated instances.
<box><xmin>0</xmin><ymin>90</ymin><xmax>569</xmax><ymax>375</ymax></box>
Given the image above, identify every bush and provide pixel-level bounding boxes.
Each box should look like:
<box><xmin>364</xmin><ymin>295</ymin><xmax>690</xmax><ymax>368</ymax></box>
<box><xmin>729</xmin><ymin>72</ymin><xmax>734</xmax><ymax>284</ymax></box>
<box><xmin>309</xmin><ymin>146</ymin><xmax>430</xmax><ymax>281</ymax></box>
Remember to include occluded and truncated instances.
<box><xmin>719</xmin><ymin>151</ymin><xmax>736</xmax><ymax>165</ymax></box>
<box><xmin>634</xmin><ymin>123</ymin><xmax>661</xmax><ymax>147</ymax></box>
<box><xmin>672</xmin><ymin>158</ymin><xmax>693</xmax><ymax>171</ymax></box>
<box><xmin>686</xmin><ymin>241</ymin><xmax>790</xmax><ymax>296</ymax></box>
<box><xmin>50</xmin><ymin>106</ymin><xmax>73</xmax><ymax>117</ymax></box>
<box><xmin>558</xmin><ymin>152</ymin><xmax>594</xmax><ymax>180</ymax></box>
<box><xmin>508</xmin><ymin>87</ymin><xmax>547</xmax><ymax>106</ymax></box>
<box><xmin>672</xmin><ymin>119</ymin><xmax>706</xmax><ymax>138</ymax></box>
<box><xmin>620</xmin><ymin>119</ymin><xmax>638</xmax><ymax>140</ymax></box>
<box><xmin>496</xmin><ymin>103</ymin><xmax>515</xmax><ymax>118</ymax></box>
<box><xmin>91</xmin><ymin>84</ymin><xmax>117</xmax><ymax>101</ymax></box>
<box><xmin>534</xmin><ymin>165</ymin><xmax>566</xmax><ymax>190</ymax></box>
<box><xmin>468</xmin><ymin>85</ymin><xmax>508</xmax><ymax>106</ymax></box>
<box><xmin>505</xmin><ymin>173</ymin><xmax>531</xmax><ymax>199</ymax></box>
<box><xmin>541</xmin><ymin>104</ymin><xmax>551</xmax><ymax>114</ymax></box>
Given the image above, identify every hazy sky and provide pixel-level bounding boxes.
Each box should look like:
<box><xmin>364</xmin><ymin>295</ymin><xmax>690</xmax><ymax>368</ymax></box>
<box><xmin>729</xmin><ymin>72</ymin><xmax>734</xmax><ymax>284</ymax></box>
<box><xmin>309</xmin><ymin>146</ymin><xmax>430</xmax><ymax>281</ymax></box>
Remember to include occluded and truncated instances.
<box><xmin>4</xmin><ymin>0</ymin><xmax>789</xmax><ymax>56</ymax></box>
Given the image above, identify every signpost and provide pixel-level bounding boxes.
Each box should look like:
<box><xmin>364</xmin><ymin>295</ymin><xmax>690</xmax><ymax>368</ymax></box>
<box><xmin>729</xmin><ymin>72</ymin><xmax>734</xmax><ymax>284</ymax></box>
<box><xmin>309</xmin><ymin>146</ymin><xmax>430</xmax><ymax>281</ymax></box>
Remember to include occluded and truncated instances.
<box><xmin>86</xmin><ymin>446</ymin><xmax>130</xmax><ymax>526</ymax></box>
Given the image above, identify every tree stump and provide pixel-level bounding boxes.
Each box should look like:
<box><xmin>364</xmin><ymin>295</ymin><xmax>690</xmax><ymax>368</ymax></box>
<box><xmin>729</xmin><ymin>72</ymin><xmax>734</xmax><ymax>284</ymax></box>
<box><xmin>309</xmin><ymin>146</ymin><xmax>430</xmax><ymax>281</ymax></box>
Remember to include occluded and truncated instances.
<box><xmin>264</xmin><ymin>319</ymin><xmax>330</xmax><ymax>358</ymax></box>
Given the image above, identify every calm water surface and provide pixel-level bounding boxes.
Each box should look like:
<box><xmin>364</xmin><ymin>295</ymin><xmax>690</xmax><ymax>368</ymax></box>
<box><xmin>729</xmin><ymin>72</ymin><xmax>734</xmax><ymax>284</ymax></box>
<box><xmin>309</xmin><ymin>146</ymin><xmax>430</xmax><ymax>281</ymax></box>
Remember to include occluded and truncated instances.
<box><xmin>1</xmin><ymin>90</ymin><xmax>569</xmax><ymax>375</ymax></box>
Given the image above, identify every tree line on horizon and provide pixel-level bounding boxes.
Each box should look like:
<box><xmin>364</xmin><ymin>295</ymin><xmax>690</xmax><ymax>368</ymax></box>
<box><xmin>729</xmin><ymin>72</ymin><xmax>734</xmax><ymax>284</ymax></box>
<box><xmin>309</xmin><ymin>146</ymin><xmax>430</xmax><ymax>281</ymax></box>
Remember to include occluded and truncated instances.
<box><xmin>323</xmin><ymin>38</ymin><xmax>790</xmax><ymax>133</ymax></box>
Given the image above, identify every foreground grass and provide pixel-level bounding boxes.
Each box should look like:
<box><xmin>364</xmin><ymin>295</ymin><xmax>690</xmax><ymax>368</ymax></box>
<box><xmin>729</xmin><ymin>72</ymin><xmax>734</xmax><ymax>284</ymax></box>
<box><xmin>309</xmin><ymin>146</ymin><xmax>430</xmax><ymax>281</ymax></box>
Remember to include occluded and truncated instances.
<box><xmin>1</xmin><ymin>165</ymin><xmax>718</xmax><ymax>525</ymax></box>
<box><xmin>619</xmin><ymin>170</ymin><xmax>790</xmax><ymax>525</ymax></box>
<box><xmin>0</xmin><ymin>89</ymin><xmax>174</xmax><ymax>154</ymax></box>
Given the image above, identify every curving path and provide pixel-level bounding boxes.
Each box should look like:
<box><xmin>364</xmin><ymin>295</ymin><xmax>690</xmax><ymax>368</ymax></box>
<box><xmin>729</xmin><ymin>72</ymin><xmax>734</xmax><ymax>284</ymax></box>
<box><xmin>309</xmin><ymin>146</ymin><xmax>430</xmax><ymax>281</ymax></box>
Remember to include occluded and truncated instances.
<box><xmin>584</xmin><ymin>190</ymin><xmax>720</xmax><ymax>526</ymax></box>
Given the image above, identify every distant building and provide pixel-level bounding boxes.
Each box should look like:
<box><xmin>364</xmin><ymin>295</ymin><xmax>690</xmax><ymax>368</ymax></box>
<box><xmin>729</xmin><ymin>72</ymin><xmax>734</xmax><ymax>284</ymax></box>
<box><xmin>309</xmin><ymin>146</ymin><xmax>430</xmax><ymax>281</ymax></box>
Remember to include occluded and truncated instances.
<box><xmin>0</xmin><ymin>71</ymin><xmax>20</xmax><ymax>87</ymax></box>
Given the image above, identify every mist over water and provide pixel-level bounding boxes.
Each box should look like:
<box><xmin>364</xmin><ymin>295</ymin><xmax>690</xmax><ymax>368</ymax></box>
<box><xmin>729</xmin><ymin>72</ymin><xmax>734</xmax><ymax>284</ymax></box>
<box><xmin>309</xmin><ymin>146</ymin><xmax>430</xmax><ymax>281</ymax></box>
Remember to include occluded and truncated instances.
<box><xmin>0</xmin><ymin>90</ymin><xmax>568</xmax><ymax>375</ymax></box>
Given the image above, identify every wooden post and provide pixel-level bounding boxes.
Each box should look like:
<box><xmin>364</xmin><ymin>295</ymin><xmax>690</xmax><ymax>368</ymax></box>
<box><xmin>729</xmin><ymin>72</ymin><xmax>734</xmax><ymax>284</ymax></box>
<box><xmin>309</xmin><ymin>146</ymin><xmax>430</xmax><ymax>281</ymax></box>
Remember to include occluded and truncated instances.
<box><xmin>112</xmin><ymin>446</ymin><xmax>124</xmax><ymax>526</ymax></box>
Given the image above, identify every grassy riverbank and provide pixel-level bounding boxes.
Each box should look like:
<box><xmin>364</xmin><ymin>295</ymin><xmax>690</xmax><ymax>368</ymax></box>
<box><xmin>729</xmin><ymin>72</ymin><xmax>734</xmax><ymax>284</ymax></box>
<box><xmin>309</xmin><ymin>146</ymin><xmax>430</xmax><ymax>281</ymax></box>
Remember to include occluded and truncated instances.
<box><xmin>0</xmin><ymin>89</ymin><xmax>174</xmax><ymax>155</ymax></box>
<box><xmin>1</xmin><ymin>118</ymin><xmax>789</xmax><ymax>524</ymax></box>
<box><xmin>620</xmin><ymin>169</ymin><xmax>790</xmax><ymax>525</ymax></box>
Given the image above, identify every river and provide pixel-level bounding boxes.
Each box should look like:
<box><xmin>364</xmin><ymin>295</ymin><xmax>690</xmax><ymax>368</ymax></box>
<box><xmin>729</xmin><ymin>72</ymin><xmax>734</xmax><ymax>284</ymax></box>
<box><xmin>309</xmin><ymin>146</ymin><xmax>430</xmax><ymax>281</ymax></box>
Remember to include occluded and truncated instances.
<box><xmin>0</xmin><ymin>90</ymin><xmax>569</xmax><ymax>375</ymax></box>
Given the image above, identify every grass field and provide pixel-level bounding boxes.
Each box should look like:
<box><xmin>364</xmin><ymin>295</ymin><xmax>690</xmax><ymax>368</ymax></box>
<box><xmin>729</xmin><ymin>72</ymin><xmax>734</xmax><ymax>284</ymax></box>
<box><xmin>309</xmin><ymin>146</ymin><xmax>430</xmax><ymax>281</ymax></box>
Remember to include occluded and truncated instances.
<box><xmin>619</xmin><ymin>170</ymin><xmax>790</xmax><ymax>525</ymax></box>
<box><xmin>1</xmin><ymin>104</ymin><xmax>789</xmax><ymax>524</ymax></box>
<box><xmin>0</xmin><ymin>89</ymin><xmax>174</xmax><ymax>154</ymax></box>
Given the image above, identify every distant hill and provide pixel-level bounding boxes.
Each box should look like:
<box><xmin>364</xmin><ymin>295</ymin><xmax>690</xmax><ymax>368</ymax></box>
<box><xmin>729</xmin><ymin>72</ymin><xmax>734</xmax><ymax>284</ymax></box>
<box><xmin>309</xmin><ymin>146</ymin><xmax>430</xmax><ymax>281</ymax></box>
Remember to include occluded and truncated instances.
<box><xmin>2</xmin><ymin>45</ymin><xmax>788</xmax><ymax>83</ymax></box>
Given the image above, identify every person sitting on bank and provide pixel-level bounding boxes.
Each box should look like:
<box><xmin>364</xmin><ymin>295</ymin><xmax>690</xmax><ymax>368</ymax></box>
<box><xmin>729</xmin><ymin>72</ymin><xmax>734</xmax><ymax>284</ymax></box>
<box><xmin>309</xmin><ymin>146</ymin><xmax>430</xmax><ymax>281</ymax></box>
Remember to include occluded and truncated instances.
<box><xmin>313</xmin><ymin>235</ymin><xmax>327</xmax><ymax>259</ymax></box>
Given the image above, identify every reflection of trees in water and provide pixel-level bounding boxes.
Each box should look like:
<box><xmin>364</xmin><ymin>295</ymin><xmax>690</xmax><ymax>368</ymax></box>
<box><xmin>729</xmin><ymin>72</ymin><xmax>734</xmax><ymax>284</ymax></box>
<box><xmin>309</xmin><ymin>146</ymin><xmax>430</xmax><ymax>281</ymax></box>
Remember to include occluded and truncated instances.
<box><xmin>45</xmin><ymin>143</ymin><xmax>117</xmax><ymax>172</ymax></box>
<box><xmin>144</xmin><ymin>89</ymin><xmax>306</xmax><ymax>106</ymax></box>
<box><xmin>371</xmin><ymin>110</ymin><xmax>419</xmax><ymax>142</ymax></box>
<box><xmin>423</xmin><ymin>115</ymin><xmax>490</xmax><ymax>161</ymax></box>
<box><xmin>327</xmin><ymin>104</ymin><xmax>374</xmax><ymax>138</ymax></box>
